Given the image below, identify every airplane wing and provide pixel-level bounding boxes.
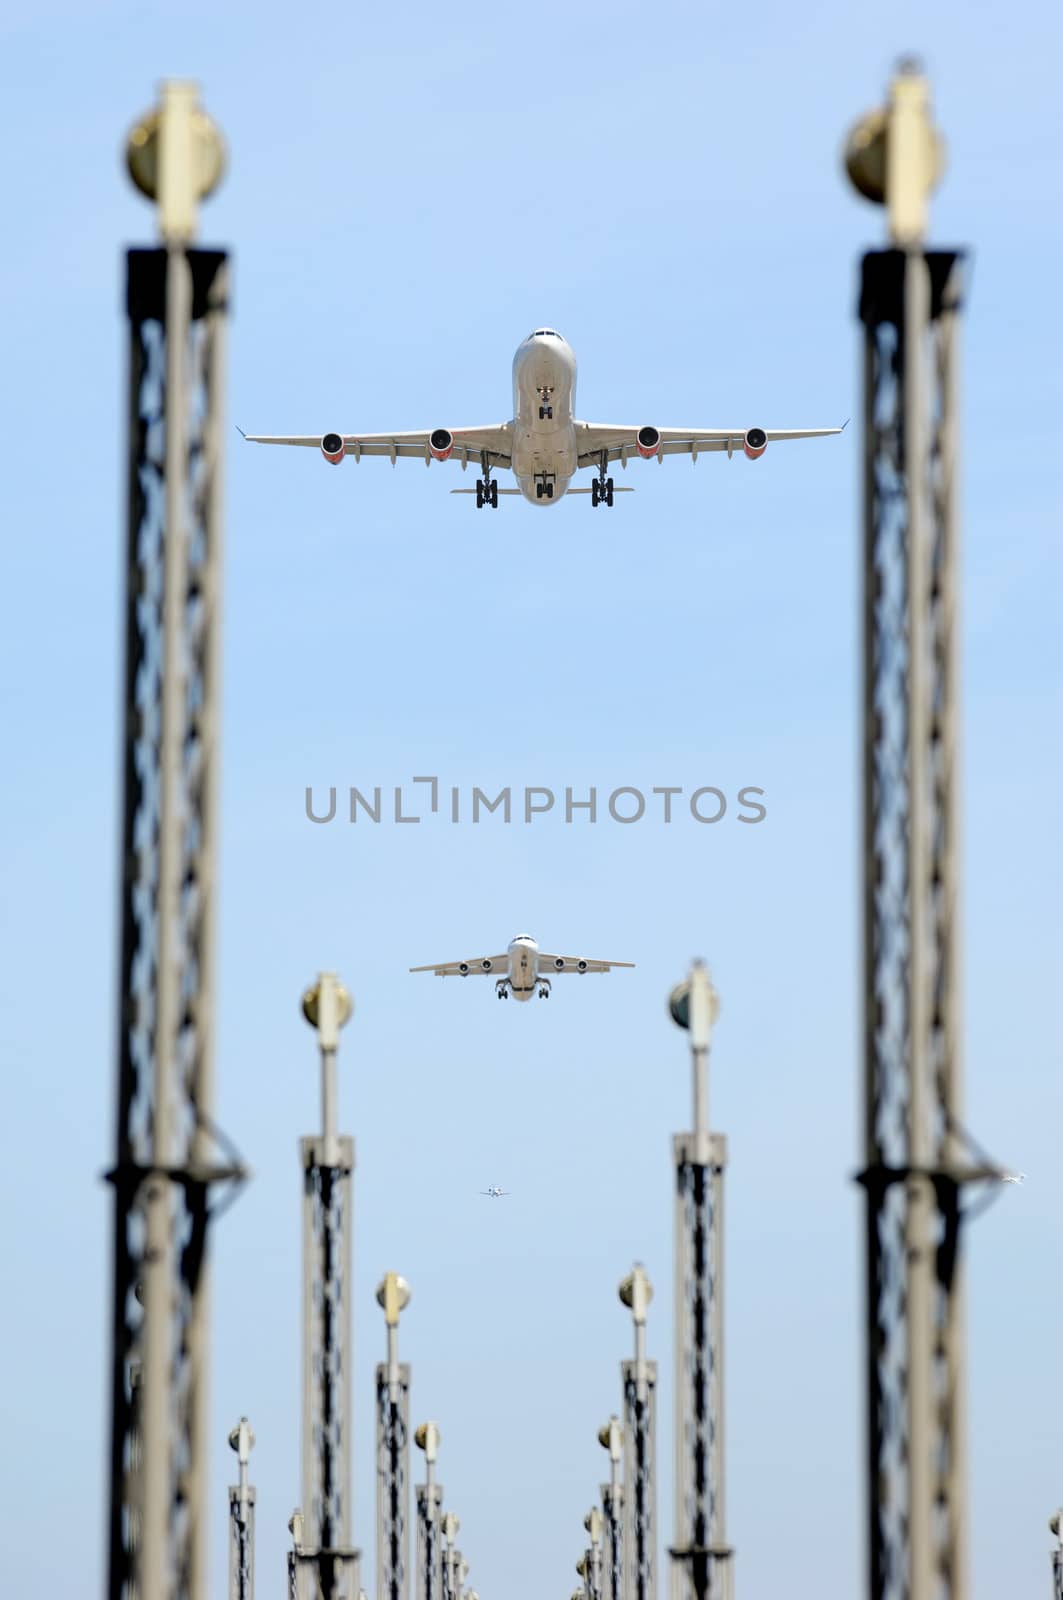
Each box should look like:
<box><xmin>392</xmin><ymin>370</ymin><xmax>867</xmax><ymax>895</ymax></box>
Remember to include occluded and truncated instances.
<box><xmin>575</xmin><ymin>423</ymin><xmax>845</xmax><ymax>468</ymax></box>
<box><xmin>538</xmin><ymin>955</ymin><xmax>636</xmax><ymax>975</ymax></box>
<box><xmin>409</xmin><ymin>955</ymin><xmax>511</xmax><ymax>976</ymax></box>
<box><xmin>240</xmin><ymin>424</ymin><xmax>513</xmax><ymax>470</ymax></box>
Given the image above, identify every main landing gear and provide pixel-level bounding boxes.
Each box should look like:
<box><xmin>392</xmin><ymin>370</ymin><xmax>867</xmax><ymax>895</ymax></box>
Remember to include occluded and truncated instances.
<box><xmin>591</xmin><ymin>452</ymin><xmax>614</xmax><ymax>508</ymax></box>
<box><xmin>538</xmin><ymin>981</ymin><xmax>551</xmax><ymax>999</ymax></box>
<box><xmin>476</xmin><ymin>451</ymin><xmax>499</xmax><ymax>509</ymax></box>
<box><xmin>496</xmin><ymin>980</ymin><xmax>510</xmax><ymax>1000</ymax></box>
<box><xmin>535</xmin><ymin>475</ymin><xmax>556</xmax><ymax>501</ymax></box>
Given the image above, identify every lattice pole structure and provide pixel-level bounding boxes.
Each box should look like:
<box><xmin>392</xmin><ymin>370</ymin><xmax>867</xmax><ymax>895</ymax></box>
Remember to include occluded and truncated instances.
<box><xmin>228</xmin><ymin>1419</ymin><xmax>256</xmax><ymax>1600</ymax></box>
<box><xmin>106</xmin><ymin>81</ymin><xmax>245</xmax><ymax>1600</ymax></box>
<box><xmin>578</xmin><ymin>1509</ymin><xmax>604</xmax><ymax>1600</ymax></box>
<box><xmin>440</xmin><ymin>1515</ymin><xmax>461</xmax><ymax>1600</ymax></box>
<box><xmin>667</xmin><ymin>965</ymin><xmax>732</xmax><ymax>1600</ymax></box>
<box><xmin>376</xmin><ymin>1275</ymin><xmax>412</xmax><ymax>1600</ymax></box>
<box><xmin>599</xmin><ymin>1417</ymin><xmax>624</xmax><ymax>1600</ymax></box>
<box><xmin>845</xmin><ymin>60</ymin><xmax>983</xmax><ymax>1600</ymax></box>
<box><xmin>297</xmin><ymin>975</ymin><xmax>360</xmax><ymax>1600</ymax></box>
<box><xmin>414</xmin><ymin>1424</ymin><xmax>443</xmax><ymax>1600</ymax></box>
<box><xmin>619</xmin><ymin>1267</ymin><xmax>657</xmax><ymax>1600</ymax></box>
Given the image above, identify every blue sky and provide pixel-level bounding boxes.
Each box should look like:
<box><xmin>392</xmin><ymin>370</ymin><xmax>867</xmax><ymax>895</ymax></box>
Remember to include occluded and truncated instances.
<box><xmin>1</xmin><ymin>2</ymin><xmax>1061</xmax><ymax>1597</ymax></box>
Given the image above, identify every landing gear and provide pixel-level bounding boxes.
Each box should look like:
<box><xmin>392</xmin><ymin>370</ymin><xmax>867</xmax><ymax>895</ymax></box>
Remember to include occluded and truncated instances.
<box><xmin>591</xmin><ymin>453</ymin><xmax>614</xmax><ymax>507</ymax></box>
<box><xmin>537</xmin><ymin>387</ymin><xmax>554</xmax><ymax>421</ymax></box>
<box><xmin>535</xmin><ymin>475</ymin><xmax>555</xmax><ymax>501</ymax></box>
<box><xmin>496</xmin><ymin>980</ymin><xmax>509</xmax><ymax>1000</ymax></box>
<box><xmin>538</xmin><ymin>984</ymin><xmax>551</xmax><ymax>999</ymax></box>
<box><xmin>475</xmin><ymin>453</ymin><xmax>499</xmax><ymax>510</ymax></box>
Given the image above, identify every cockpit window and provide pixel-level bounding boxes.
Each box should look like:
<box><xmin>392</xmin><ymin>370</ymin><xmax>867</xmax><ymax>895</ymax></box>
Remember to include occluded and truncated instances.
<box><xmin>529</xmin><ymin>329</ymin><xmax>564</xmax><ymax>340</ymax></box>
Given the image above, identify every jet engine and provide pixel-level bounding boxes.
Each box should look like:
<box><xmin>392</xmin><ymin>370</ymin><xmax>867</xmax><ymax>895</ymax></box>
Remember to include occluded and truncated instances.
<box><xmin>321</xmin><ymin>432</ymin><xmax>345</xmax><ymax>465</ymax></box>
<box><xmin>429</xmin><ymin>428</ymin><xmax>454</xmax><ymax>462</ymax></box>
<box><xmin>743</xmin><ymin>427</ymin><xmax>767</xmax><ymax>460</ymax></box>
<box><xmin>636</xmin><ymin>425</ymin><xmax>661</xmax><ymax>459</ymax></box>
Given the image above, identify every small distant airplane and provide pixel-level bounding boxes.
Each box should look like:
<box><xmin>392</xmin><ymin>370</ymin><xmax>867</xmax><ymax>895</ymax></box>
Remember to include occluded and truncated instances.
<box><xmin>480</xmin><ymin>1186</ymin><xmax>509</xmax><ymax>1199</ymax></box>
<box><xmin>239</xmin><ymin>327</ymin><xmax>844</xmax><ymax>508</ymax></box>
<box><xmin>1001</xmin><ymin>1170</ymin><xmax>1026</xmax><ymax>1184</ymax></box>
<box><xmin>410</xmin><ymin>934</ymin><xmax>634</xmax><ymax>1001</ymax></box>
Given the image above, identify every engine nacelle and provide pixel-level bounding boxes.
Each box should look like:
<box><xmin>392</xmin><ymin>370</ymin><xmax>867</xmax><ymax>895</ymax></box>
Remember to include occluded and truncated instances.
<box><xmin>429</xmin><ymin>427</ymin><xmax>454</xmax><ymax>462</ymax></box>
<box><xmin>321</xmin><ymin>432</ymin><xmax>345</xmax><ymax>465</ymax></box>
<box><xmin>636</xmin><ymin>425</ymin><xmax>660</xmax><ymax>459</ymax></box>
<box><xmin>743</xmin><ymin>427</ymin><xmax>767</xmax><ymax>461</ymax></box>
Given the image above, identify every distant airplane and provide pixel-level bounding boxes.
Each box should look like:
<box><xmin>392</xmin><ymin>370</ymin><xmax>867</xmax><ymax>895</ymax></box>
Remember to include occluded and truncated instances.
<box><xmin>239</xmin><ymin>327</ymin><xmax>844</xmax><ymax>509</ymax></box>
<box><xmin>1001</xmin><ymin>1170</ymin><xmax>1026</xmax><ymax>1184</ymax></box>
<box><xmin>410</xmin><ymin>934</ymin><xmax>634</xmax><ymax>1001</ymax></box>
<box><xmin>480</xmin><ymin>1187</ymin><xmax>509</xmax><ymax>1198</ymax></box>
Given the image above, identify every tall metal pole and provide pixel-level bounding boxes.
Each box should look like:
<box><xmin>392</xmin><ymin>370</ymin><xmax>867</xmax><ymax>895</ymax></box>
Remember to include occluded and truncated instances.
<box><xmin>106</xmin><ymin>79</ymin><xmax>243</xmax><ymax>1600</ymax></box>
<box><xmin>376</xmin><ymin>1275</ymin><xmax>412</xmax><ymax>1600</ymax></box>
<box><xmin>599</xmin><ymin>1418</ymin><xmax>624</xmax><ymax>1600</ymax></box>
<box><xmin>414</xmin><ymin>1424</ymin><xmax>443</xmax><ymax>1600</ymax></box>
<box><xmin>845</xmin><ymin>60</ymin><xmax>975</xmax><ymax>1600</ymax></box>
<box><xmin>228</xmin><ymin>1419</ymin><xmax>256</xmax><ymax>1600</ymax></box>
<box><xmin>296</xmin><ymin>974</ymin><xmax>360</xmax><ymax>1600</ymax></box>
<box><xmin>667</xmin><ymin>964</ymin><xmax>731</xmax><ymax>1600</ymax></box>
<box><xmin>619</xmin><ymin>1265</ymin><xmax>657</xmax><ymax>1600</ymax></box>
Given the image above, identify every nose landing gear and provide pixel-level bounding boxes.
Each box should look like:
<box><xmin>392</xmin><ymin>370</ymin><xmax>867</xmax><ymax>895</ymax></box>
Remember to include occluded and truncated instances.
<box><xmin>537</xmin><ymin>386</ymin><xmax>554</xmax><ymax>421</ymax></box>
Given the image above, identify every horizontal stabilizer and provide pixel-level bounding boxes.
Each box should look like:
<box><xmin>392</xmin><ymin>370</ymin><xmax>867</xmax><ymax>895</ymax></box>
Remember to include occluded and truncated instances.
<box><xmin>450</xmin><ymin>488</ymin><xmax>523</xmax><ymax>495</ymax></box>
<box><xmin>566</xmin><ymin>486</ymin><xmax>634</xmax><ymax>494</ymax></box>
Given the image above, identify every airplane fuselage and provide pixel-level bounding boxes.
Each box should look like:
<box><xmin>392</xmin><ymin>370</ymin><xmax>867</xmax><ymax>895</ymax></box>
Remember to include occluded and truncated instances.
<box><xmin>511</xmin><ymin>332</ymin><xmax>579</xmax><ymax>506</ymax></box>
<box><xmin>506</xmin><ymin>935</ymin><xmax>543</xmax><ymax>999</ymax></box>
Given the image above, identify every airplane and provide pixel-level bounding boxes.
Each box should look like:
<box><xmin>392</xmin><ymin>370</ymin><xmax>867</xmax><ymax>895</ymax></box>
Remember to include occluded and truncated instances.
<box><xmin>239</xmin><ymin>327</ymin><xmax>844</xmax><ymax>509</ymax></box>
<box><xmin>409</xmin><ymin>934</ymin><xmax>634</xmax><ymax>1001</ymax></box>
<box><xmin>1001</xmin><ymin>1171</ymin><xmax>1026</xmax><ymax>1184</ymax></box>
<box><xmin>480</xmin><ymin>1186</ymin><xmax>509</xmax><ymax>1198</ymax></box>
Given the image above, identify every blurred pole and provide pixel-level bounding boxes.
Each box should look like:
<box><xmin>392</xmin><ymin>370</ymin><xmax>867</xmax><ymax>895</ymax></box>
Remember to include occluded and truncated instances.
<box><xmin>1050</xmin><ymin>1513</ymin><xmax>1063</xmax><ymax>1600</ymax></box>
<box><xmin>228</xmin><ymin>1419</ymin><xmax>256</xmax><ymax>1600</ymax></box>
<box><xmin>667</xmin><ymin>965</ymin><xmax>731</xmax><ymax>1600</ymax></box>
<box><xmin>298</xmin><ymin>975</ymin><xmax>360</xmax><ymax>1600</ymax></box>
<box><xmin>440</xmin><ymin>1515</ymin><xmax>460</xmax><ymax>1600</ymax></box>
<box><xmin>846</xmin><ymin>58</ymin><xmax>971</xmax><ymax>1600</ymax></box>
<box><xmin>599</xmin><ymin>1418</ymin><xmax>624</xmax><ymax>1600</ymax></box>
<box><xmin>583</xmin><ymin>1509</ymin><xmax>604</xmax><ymax>1600</ymax></box>
<box><xmin>619</xmin><ymin>1266</ymin><xmax>657</xmax><ymax>1600</ymax></box>
<box><xmin>414</xmin><ymin>1424</ymin><xmax>443</xmax><ymax>1600</ymax></box>
<box><xmin>376</xmin><ymin>1275</ymin><xmax>412</xmax><ymax>1600</ymax></box>
<box><xmin>107</xmin><ymin>79</ymin><xmax>243</xmax><ymax>1600</ymax></box>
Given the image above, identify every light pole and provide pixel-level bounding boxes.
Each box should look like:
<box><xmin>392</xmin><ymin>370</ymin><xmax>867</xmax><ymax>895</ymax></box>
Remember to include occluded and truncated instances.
<box><xmin>107</xmin><ymin>79</ymin><xmax>241</xmax><ymax>1600</ymax></box>
<box><xmin>667</xmin><ymin>963</ymin><xmax>731</xmax><ymax>1600</ymax></box>
<box><xmin>297</xmin><ymin>974</ymin><xmax>359</xmax><ymax>1600</ymax></box>
<box><xmin>846</xmin><ymin>59</ymin><xmax>976</xmax><ymax>1600</ymax></box>
<box><xmin>376</xmin><ymin>1274</ymin><xmax>412</xmax><ymax>1600</ymax></box>
<box><xmin>619</xmin><ymin>1265</ymin><xmax>657</xmax><ymax>1600</ymax></box>
<box><xmin>228</xmin><ymin>1418</ymin><xmax>256</xmax><ymax>1600</ymax></box>
<box><xmin>415</xmin><ymin>1423</ymin><xmax>443</xmax><ymax>1600</ymax></box>
<box><xmin>599</xmin><ymin>1418</ymin><xmax>623</xmax><ymax>1600</ymax></box>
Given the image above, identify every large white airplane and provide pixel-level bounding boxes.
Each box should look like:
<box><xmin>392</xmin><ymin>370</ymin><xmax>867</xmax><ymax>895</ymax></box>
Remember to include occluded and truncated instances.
<box><xmin>410</xmin><ymin>934</ymin><xmax>634</xmax><ymax>1001</ymax></box>
<box><xmin>240</xmin><ymin>328</ymin><xmax>844</xmax><ymax>508</ymax></box>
